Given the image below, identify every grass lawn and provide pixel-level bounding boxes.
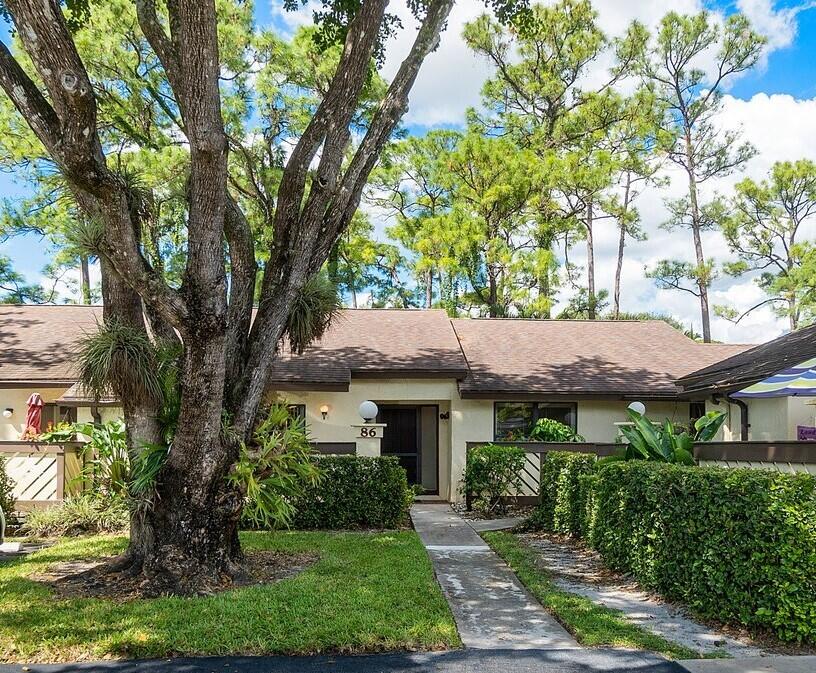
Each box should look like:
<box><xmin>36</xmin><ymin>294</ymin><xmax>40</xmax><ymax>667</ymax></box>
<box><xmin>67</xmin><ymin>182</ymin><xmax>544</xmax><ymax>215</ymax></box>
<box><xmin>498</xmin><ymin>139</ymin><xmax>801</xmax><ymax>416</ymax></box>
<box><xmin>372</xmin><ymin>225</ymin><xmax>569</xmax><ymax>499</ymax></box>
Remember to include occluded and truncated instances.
<box><xmin>483</xmin><ymin>531</ymin><xmax>702</xmax><ymax>660</ymax></box>
<box><xmin>0</xmin><ymin>530</ymin><xmax>459</xmax><ymax>663</ymax></box>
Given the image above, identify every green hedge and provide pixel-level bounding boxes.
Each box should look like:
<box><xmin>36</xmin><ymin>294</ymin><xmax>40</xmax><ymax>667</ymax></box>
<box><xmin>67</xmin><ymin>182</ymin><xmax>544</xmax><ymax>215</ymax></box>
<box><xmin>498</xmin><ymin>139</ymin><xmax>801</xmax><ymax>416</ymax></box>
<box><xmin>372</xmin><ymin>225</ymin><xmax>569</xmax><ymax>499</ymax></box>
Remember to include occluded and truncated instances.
<box><xmin>462</xmin><ymin>444</ymin><xmax>526</xmax><ymax>513</ymax></box>
<box><xmin>527</xmin><ymin>453</ymin><xmax>816</xmax><ymax>643</ymax></box>
<box><xmin>0</xmin><ymin>456</ymin><xmax>14</xmax><ymax>515</ymax></box>
<box><xmin>290</xmin><ymin>456</ymin><xmax>414</xmax><ymax>530</ymax></box>
<box><xmin>526</xmin><ymin>451</ymin><xmax>596</xmax><ymax>535</ymax></box>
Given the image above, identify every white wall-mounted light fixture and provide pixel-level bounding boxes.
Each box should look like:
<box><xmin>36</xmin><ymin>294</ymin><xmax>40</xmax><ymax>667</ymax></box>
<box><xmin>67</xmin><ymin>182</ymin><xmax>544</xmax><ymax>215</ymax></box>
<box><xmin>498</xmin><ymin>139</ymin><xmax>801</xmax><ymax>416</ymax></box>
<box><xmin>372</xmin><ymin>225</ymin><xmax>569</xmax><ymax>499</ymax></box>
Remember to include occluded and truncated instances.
<box><xmin>358</xmin><ymin>400</ymin><xmax>378</xmax><ymax>423</ymax></box>
<box><xmin>2</xmin><ymin>408</ymin><xmax>12</xmax><ymax>418</ymax></box>
<box><xmin>627</xmin><ymin>401</ymin><xmax>646</xmax><ymax>416</ymax></box>
<box><xmin>320</xmin><ymin>404</ymin><xmax>330</xmax><ymax>420</ymax></box>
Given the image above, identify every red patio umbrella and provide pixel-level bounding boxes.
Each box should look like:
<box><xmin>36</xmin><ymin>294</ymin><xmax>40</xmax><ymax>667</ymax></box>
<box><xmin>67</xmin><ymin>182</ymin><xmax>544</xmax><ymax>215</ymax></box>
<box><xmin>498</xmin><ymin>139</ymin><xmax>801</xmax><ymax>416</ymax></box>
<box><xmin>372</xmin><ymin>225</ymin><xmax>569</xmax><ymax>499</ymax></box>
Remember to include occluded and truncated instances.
<box><xmin>23</xmin><ymin>392</ymin><xmax>44</xmax><ymax>439</ymax></box>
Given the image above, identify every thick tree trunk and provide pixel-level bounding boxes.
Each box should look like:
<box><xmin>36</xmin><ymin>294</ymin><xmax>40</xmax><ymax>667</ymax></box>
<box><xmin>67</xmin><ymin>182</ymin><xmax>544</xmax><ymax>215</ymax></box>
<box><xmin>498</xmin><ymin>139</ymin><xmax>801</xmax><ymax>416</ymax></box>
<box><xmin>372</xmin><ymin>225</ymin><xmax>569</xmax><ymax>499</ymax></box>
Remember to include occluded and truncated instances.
<box><xmin>99</xmin><ymin>257</ymin><xmax>163</xmax><ymax>572</ymax></box>
<box><xmin>425</xmin><ymin>269</ymin><xmax>433</xmax><ymax>308</ymax></box>
<box><xmin>140</xmin><ymin>455</ymin><xmax>243</xmax><ymax>595</ymax></box>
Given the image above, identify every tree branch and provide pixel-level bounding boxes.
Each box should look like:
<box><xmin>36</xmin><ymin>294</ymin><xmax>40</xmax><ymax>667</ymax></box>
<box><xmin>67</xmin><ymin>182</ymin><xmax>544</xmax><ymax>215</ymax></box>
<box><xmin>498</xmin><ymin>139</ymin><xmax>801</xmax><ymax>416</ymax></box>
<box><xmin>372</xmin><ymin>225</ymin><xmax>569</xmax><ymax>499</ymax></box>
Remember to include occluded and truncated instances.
<box><xmin>319</xmin><ymin>0</ymin><xmax>456</xmax><ymax>268</ymax></box>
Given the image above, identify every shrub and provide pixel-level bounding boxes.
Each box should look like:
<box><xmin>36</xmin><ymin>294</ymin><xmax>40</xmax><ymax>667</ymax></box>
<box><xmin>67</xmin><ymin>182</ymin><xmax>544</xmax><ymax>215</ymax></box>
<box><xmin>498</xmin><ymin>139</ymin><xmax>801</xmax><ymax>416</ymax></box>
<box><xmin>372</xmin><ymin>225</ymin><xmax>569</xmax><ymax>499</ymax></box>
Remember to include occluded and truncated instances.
<box><xmin>525</xmin><ymin>451</ymin><xmax>596</xmax><ymax>535</ymax></box>
<box><xmin>462</xmin><ymin>444</ymin><xmax>527</xmax><ymax>514</ymax></box>
<box><xmin>610</xmin><ymin>409</ymin><xmax>725</xmax><ymax>464</ymax></box>
<box><xmin>525</xmin><ymin>453</ymin><xmax>816</xmax><ymax>643</ymax></box>
<box><xmin>0</xmin><ymin>456</ymin><xmax>14</xmax><ymax>516</ymax></box>
<box><xmin>590</xmin><ymin>462</ymin><xmax>816</xmax><ymax>644</ymax></box>
<box><xmin>528</xmin><ymin>418</ymin><xmax>585</xmax><ymax>442</ymax></box>
<box><xmin>23</xmin><ymin>494</ymin><xmax>129</xmax><ymax>537</ymax></box>
<box><xmin>289</xmin><ymin>456</ymin><xmax>413</xmax><ymax>529</ymax></box>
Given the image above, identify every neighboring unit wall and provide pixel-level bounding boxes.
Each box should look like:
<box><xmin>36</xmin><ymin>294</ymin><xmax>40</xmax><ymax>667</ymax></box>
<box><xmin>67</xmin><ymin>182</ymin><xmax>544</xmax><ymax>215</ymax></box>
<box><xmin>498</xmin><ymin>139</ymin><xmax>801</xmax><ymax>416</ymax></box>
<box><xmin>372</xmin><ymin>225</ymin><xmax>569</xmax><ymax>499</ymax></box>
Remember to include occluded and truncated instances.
<box><xmin>706</xmin><ymin>397</ymin><xmax>816</xmax><ymax>442</ymax></box>
<box><xmin>0</xmin><ymin>387</ymin><xmax>71</xmax><ymax>440</ymax></box>
<box><xmin>577</xmin><ymin>400</ymin><xmax>690</xmax><ymax>442</ymax></box>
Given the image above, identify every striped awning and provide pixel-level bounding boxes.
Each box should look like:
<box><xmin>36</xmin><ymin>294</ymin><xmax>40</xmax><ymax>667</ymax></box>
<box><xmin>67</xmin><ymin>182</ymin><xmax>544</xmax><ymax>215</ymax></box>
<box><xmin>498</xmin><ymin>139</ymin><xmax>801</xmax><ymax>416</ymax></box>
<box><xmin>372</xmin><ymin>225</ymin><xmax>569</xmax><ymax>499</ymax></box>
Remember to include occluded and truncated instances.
<box><xmin>732</xmin><ymin>357</ymin><xmax>816</xmax><ymax>398</ymax></box>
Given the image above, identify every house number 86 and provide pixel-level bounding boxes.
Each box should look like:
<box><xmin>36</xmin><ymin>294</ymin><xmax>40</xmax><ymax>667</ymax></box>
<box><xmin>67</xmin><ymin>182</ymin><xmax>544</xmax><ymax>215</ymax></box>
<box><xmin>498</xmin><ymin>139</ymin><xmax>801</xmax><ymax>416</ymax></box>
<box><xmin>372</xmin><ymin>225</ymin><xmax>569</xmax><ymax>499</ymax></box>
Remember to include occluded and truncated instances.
<box><xmin>360</xmin><ymin>427</ymin><xmax>377</xmax><ymax>438</ymax></box>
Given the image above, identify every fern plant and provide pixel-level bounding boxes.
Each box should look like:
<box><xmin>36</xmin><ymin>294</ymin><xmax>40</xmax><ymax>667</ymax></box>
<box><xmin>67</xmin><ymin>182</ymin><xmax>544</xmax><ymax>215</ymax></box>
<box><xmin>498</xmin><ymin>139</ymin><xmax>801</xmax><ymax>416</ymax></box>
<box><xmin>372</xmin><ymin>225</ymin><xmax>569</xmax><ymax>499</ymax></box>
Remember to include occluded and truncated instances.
<box><xmin>229</xmin><ymin>404</ymin><xmax>323</xmax><ymax>529</ymax></box>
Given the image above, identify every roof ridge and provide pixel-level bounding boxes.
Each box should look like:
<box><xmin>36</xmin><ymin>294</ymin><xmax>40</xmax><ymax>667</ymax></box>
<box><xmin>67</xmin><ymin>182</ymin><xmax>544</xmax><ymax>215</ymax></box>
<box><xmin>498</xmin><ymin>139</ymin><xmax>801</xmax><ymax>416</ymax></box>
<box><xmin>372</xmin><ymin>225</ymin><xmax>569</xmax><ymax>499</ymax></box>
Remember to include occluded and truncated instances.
<box><xmin>454</xmin><ymin>316</ymin><xmax>667</xmax><ymax>323</ymax></box>
<box><xmin>0</xmin><ymin>303</ymin><xmax>103</xmax><ymax>308</ymax></box>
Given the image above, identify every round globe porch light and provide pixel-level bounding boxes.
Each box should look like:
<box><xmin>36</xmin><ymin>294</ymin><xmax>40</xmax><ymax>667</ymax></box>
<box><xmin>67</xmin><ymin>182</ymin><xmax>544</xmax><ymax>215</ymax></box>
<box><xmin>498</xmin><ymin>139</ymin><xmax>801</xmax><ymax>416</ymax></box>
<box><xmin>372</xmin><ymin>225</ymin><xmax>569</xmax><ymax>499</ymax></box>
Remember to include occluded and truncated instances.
<box><xmin>627</xmin><ymin>401</ymin><xmax>646</xmax><ymax>415</ymax></box>
<box><xmin>358</xmin><ymin>400</ymin><xmax>378</xmax><ymax>423</ymax></box>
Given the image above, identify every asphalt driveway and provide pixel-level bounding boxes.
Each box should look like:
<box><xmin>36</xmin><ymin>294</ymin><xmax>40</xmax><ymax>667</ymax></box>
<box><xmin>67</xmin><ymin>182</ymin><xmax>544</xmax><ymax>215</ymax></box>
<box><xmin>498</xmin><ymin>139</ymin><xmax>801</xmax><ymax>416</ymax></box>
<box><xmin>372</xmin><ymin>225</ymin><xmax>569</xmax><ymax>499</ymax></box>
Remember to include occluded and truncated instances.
<box><xmin>0</xmin><ymin>649</ymin><xmax>684</xmax><ymax>673</ymax></box>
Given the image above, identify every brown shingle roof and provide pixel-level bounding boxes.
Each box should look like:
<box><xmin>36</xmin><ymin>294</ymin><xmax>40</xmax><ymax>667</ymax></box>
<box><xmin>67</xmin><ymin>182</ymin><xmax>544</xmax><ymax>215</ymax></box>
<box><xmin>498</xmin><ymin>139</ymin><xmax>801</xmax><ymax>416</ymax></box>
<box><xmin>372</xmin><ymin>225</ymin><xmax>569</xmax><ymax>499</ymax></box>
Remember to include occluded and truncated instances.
<box><xmin>452</xmin><ymin>318</ymin><xmax>750</xmax><ymax>398</ymax></box>
<box><xmin>0</xmin><ymin>305</ymin><xmax>755</xmax><ymax>399</ymax></box>
<box><xmin>0</xmin><ymin>305</ymin><xmax>102</xmax><ymax>385</ymax></box>
<box><xmin>267</xmin><ymin>309</ymin><xmax>470</xmax><ymax>390</ymax></box>
<box><xmin>677</xmin><ymin>322</ymin><xmax>816</xmax><ymax>395</ymax></box>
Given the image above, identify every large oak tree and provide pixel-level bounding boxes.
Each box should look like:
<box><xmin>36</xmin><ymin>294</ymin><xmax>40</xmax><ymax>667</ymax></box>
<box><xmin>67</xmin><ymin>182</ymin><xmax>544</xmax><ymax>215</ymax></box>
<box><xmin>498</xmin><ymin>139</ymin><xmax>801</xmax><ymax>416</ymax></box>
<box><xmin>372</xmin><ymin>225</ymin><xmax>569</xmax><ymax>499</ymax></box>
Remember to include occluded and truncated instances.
<box><xmin>0</xmin><ymin>0</ymin><xmax>472</xmax><ymax>594</ymax></box>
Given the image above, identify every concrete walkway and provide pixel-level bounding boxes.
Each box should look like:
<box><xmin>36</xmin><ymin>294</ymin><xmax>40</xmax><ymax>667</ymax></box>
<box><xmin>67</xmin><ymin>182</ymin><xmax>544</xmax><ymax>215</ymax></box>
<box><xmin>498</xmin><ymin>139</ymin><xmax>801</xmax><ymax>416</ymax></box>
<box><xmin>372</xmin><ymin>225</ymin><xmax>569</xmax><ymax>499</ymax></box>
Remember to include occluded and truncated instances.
<box><xmin>411</xmin><ymin>504</ymin><xmax>579</xmax><ymax>650</ymax></box>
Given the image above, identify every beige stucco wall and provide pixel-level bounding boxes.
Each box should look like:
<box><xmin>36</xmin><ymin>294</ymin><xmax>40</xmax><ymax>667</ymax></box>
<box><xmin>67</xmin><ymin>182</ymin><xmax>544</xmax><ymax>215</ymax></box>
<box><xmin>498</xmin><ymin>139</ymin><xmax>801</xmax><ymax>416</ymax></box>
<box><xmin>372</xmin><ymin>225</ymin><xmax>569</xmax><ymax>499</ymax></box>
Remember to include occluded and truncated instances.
<box><xmin>577</xmin><ymin>400</ymin><xmax>690</xmax><ymax>441</ymax></box>
<box><xmin>706</xmin><ymin>397</ymin><xmax>816</xmax><ymax>441</ymax></box>
<box><xmin>278</xmin><ymin>379</ymin><xmax>458</xmax><ymax>500</ymax></box>
<box><xmin>280</xmin><ymin>383</ymin><xmax>698</xmax><ymax>502</ymax></box>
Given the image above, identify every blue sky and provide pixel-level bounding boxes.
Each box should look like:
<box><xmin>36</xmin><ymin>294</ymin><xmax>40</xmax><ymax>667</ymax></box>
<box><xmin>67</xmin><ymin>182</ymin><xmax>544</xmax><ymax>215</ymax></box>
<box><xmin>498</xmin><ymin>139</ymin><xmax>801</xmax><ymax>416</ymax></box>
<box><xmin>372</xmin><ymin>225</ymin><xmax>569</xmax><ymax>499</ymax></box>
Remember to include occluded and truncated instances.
<box><xmin>1</xmin><ymin>0</ymin><xmax>816</xmax><ymax>342</ymax></box>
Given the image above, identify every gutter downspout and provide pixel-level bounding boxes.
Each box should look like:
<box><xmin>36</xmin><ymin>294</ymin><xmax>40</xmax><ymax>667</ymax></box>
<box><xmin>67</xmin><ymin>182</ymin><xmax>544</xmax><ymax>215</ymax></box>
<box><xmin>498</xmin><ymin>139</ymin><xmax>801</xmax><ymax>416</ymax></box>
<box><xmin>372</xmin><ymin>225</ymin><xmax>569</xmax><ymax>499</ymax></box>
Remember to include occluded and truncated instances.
<box><xmin>726</xmin><ymin>395</ymin><xmax>750</xmax><ymax>441</ymax></box>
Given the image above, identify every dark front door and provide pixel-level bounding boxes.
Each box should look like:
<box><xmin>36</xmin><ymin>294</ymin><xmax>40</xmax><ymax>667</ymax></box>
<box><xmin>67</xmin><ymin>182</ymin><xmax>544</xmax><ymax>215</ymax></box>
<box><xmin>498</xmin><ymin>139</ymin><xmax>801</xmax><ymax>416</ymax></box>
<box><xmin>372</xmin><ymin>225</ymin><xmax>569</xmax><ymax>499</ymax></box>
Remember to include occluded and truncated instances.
<box><xmin>378</xmin><ymin>406</ymin><xmax>420</xmax><ymax>485</ymax></box>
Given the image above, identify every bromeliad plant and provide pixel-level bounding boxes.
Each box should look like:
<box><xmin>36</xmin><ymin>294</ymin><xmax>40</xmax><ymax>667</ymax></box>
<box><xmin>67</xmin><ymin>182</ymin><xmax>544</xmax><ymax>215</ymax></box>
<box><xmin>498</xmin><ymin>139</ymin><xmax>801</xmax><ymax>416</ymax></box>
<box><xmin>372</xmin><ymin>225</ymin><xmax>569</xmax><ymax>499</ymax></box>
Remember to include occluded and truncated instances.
<box><xmin>611</xmin><ymin>409</ymin><xmax>726</xmax><ymax>465</ymax></box>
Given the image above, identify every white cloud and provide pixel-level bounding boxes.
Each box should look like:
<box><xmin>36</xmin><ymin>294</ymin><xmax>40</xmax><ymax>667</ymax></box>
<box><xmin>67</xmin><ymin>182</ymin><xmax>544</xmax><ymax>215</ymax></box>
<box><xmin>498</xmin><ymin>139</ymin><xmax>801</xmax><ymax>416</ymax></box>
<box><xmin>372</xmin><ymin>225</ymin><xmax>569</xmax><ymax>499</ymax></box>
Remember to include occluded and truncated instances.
<box><xmin>737</xmin><ymin>0</ymin><xmax>815</xmax><ymax>52</ymax></box>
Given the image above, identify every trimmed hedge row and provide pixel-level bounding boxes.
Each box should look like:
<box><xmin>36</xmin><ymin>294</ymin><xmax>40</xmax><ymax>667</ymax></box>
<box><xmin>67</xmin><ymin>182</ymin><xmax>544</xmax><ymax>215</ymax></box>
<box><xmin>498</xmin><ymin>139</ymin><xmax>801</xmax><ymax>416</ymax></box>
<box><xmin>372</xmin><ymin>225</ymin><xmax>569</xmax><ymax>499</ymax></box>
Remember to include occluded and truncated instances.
<box><xmin>290</xmin><ymin>455</ymin><xmax>414</xmax><ymax>530</ymax></box>
<box><xmin>527</xmin><ymin>453</ymin><xmax>816</xmax><ymax>643</ymax></box>
<box><xmin>527</xmin><ymin>451</ymin><xmax>596</xmax><ymax>535</ymax></box>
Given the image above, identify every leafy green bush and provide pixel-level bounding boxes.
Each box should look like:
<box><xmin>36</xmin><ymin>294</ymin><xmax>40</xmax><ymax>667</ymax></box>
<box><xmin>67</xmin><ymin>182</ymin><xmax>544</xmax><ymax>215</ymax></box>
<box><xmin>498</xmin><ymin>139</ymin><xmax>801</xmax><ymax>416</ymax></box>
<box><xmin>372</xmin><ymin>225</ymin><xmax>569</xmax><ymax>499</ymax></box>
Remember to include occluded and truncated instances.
<box><xmin>462</xmin><ymin>444</ymin><xmax>527</xmax><ymax>514</ymax></box>
<box><xmin>0</xmin><ymin>456</ymin><xmax>14</xmax><ymax>516</ymax></box>
<box><xmin>610</xmin><ymin>409</ymin><xmax>725</xmax><ymax>464</ymax></box>
<box><xmin>525</xmin><ymin>451</ymin><xmax>596</xmax><ymax>535</ymax></box>
<box><xmin>593</xmin><ymin>462</ymin><xmax>816</xmax><ymax>643</ymax></box>
<box><xmin>23</xmin><ymin>494</ymin><xmax>129</xmax><ymax>537</ymax></box>
<box><xmin>528</xmin><ymin>418</ymin><xmax>585</xmax><ymax>442</ymax></box>
<box><xmin>289</xmin><ymin>456</ymin><xmax>413</xmax><ymax>529</ymax></box>
<box><xmin>526</xmin><ymin>453</ymin><xmax>816</xmax><ymax>643</ymax></box>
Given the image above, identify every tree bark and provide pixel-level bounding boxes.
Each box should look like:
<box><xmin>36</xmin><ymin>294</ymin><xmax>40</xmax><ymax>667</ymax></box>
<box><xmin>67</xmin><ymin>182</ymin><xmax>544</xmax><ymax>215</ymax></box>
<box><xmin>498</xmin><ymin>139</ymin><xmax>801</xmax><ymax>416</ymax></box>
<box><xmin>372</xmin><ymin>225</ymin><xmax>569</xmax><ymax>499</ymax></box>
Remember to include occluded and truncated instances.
<box><xmin>98</xmin><ymin>257</ymin><xmax>163</xmax><ymax>572</ymax></box>
<box><xmin>685</xmin><ymin>134</ymin><xmax>711</xmax><ymax>342</ymax></box>
<box><xmin>80</xmin><ymin>254</ymin><xmax>91</xmax><ymax>304</ymax></box>
<box><xmin>613</xmin><ymin>172</ymin><xmax>631</xmax><ymax>320</ymax></box>
<box><xmin>586</xmin><ymin>201</ymin><xmax>596</xmax><ymax>320</ymax></box>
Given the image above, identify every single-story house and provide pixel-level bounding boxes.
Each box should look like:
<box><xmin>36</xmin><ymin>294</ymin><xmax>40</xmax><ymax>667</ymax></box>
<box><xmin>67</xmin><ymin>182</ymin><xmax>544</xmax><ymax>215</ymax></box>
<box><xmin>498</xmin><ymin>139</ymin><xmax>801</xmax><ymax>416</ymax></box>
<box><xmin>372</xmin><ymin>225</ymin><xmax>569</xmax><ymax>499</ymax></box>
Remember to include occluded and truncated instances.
<box><xmin>678</xmin><ymin>322</ymin><xmax>816</xmax><ymax>442</ymax></box>
<box><xmin>1</xmin><ymin>304</ymin><xmax>753</xmax><ymax>503</ymax></box>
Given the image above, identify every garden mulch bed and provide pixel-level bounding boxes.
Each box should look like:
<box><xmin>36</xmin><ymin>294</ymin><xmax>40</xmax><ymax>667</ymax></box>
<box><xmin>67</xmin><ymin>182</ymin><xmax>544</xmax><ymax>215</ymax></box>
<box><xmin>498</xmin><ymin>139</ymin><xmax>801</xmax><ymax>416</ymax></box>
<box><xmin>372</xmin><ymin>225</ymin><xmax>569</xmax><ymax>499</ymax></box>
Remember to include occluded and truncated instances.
<box><xmin>33</xmin><ymin>550</ymin><xmax>318</xmax><ymax>601</ymax></box>
<box><xmin>519</xmin><ymin>532</ymin><xmax>816</xmax><ymax>657</ymax></box>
